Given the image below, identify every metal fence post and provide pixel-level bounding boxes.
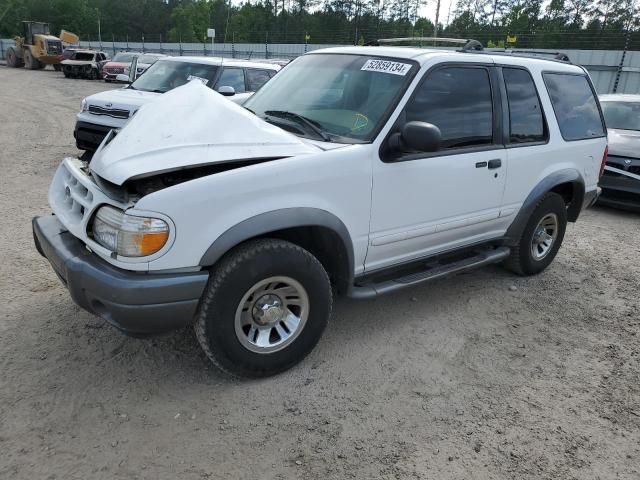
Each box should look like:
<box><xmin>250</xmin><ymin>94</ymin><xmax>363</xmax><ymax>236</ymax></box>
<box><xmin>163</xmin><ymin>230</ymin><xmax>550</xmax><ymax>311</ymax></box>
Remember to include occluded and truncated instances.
<box><xmin>159</xmin><ymin>33</ymin><xmax>163</xmax><ymax>54</ymax></box>
<box><xmin>142</xmin><ymin>35</ymin><xmax>145</xmax><ymax>53</ymax></box>
<box><xmin>265</xmin><ymin>32</ymin><xmax>269</xmax><ymax>59</ymax></box>
<box><xmin>112</xmin><ymin>34</ymin><xmax>116</xmax><ymax>56</ymax></box>
<box><xmin>179</xmin><ymin>35</ymin><xmax>183</xmax><ymax>56</ymax></box>
<box><xmin>0</xmin><ymin>40</ymin><xmax>4</xmax><ymax>61</ymax></box>
<box><xmin>612</xmin><ymin>30</ymin><xmax>631</xmax><ymax>93</ymax></box>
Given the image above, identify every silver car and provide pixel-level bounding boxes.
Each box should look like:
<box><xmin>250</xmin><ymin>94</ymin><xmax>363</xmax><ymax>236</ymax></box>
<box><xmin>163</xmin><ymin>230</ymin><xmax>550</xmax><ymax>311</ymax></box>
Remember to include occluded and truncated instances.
<box><xmin>598</xmin><ymin>94</ymin><xmax>640</xmax><ymax>211</ymax></box>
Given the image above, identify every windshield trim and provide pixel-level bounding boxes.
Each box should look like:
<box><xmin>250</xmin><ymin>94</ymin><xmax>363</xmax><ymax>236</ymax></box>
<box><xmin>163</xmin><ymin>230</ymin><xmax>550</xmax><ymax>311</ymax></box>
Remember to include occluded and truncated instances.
<box><xmin>244</xmin><ymin>53</ymin><xmax>420</xmax><ymax>145</ymax></box>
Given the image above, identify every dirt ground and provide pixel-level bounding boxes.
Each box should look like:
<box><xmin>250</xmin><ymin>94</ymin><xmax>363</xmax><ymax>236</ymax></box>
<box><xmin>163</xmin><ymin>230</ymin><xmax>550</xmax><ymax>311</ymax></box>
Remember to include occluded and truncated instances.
<box><xmin>0</xmin><ymin>65</ymin><xmax>639</xmax><ymax>480</ymax></box>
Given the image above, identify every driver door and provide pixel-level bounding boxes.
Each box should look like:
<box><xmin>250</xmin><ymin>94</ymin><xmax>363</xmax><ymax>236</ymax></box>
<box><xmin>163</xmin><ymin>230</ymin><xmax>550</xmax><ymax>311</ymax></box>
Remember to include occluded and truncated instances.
<box><xmin>366</xmin><ymin>64</ymin><xmax>508</xmax><ymax>271</ymax></box>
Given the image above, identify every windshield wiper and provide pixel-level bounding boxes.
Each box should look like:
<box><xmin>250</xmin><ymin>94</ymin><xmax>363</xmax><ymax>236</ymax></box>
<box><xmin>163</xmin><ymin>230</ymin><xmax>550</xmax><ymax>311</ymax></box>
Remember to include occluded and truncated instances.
<box><xmin>264</xmin><ymin>110</ymin><xmax>331</xmax><ymax>142</ymax></box>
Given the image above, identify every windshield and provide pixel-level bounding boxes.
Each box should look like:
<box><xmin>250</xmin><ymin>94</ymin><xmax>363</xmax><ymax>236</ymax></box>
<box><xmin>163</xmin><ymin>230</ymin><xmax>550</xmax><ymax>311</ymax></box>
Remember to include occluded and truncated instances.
<box><xmin>601</xmin><ymin>101</ymin><xmax>640</xmax><ymax>131</ymax></box>
<box><xmin>244</xmin><ymin>54</ymin><xmax>417</xmax><ymax>143</ymax></box>
<box><xmin>112</xmin><ymin>52</ymin><xmax>137</xmax><ymax>63</ymax></box>
<box><xmin>72</xmin><ymin>52</ymin><xmax>94</xmax><ymax>61</ymax></box>
<box><xmin>130</xmin><ymin>60</ymin><xmax>220</xmax><ymax>94</ymax></box>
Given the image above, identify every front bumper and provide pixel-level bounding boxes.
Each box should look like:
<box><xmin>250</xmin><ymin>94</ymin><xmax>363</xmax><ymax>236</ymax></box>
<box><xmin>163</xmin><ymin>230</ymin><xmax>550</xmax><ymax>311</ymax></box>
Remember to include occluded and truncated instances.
<box><xmin>74</xmin><ymin>121</ymin><xmax>113</xmax><ymax>151</ymax></box>
<box><xmin>33</xmin><ymin>215</ymin><xmax>209</xmax><ymax>336</ymax></box>
<box><xmin>598</xmin><ymin>163</ymin><xmax>640</xmax><ymax>212</ymax></box>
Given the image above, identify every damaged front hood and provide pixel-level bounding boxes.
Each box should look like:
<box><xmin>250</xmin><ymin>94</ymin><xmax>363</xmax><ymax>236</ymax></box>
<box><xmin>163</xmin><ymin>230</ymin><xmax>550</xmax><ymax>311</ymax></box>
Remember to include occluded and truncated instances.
<box><xmin>90</xmin><ymin>81</ymin><xmax>320</xmax><ymax>185</ymax></box>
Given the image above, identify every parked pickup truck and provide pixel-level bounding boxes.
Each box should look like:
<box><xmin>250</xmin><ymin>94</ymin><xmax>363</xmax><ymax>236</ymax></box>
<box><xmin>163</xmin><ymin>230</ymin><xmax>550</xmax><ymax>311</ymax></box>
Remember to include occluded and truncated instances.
<box><xmin>74</xmin><ymin>56</ymin><xmax>280</xmax><ymax>152</ymax></box>
<box><xmin>34</xmin><ymin>44</ymin><xmax>606</xmax><ymax>377</ymax></box>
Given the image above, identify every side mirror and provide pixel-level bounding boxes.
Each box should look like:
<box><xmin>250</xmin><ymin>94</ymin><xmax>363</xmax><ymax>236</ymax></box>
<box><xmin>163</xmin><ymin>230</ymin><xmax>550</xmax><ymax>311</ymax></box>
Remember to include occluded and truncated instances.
<box><xmin>389</xmin><ymin>121</ymin><xmax>442</xmax><ymax>154</ymax></box>
<box><xmin>115</xmin><ymin>73</ymin><xmax>130</xmax><ymax>83</ymax></box>
<box><xmin>218</xmin><ymin>85</ymin><xmax>236</xmax><ymax>97</ymax></box>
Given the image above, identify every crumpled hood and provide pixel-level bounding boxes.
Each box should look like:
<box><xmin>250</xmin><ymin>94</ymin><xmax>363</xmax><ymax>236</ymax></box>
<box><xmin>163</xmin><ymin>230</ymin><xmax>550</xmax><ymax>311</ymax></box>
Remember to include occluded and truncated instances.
<box><xmin>608</xmin><ymin>128</ymin><xmax>640</xmax><ymax>159</ymax></box>
<box><xmin>90</xmin><ymin>81</ymin><xmax>320</xmax><ymax>185</ymax></box>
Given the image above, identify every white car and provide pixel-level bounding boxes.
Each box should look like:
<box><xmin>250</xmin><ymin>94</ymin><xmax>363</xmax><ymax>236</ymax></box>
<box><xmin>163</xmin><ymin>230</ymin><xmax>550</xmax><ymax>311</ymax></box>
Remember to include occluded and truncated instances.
<box><xmin>35</xmin><ymin>43</ymin><xmax>606</xmax><ymax>377</ymax></box>
<box><xmin>74</xmin><ymin>56</ymin><xmax>280</xmax><ymax>151</ymax></box>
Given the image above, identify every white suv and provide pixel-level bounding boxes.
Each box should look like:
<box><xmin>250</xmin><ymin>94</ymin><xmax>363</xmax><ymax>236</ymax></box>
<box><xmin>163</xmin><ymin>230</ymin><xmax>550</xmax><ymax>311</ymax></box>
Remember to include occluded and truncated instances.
<box><xmin>74</xmin><ymin>56</ymin><xmax>280</xmax><ymax>152</ymax></box>
<box><xmin>34</xmin><ymin>44</ymin><xmax>606</xmax><ymax>377</ymax></box>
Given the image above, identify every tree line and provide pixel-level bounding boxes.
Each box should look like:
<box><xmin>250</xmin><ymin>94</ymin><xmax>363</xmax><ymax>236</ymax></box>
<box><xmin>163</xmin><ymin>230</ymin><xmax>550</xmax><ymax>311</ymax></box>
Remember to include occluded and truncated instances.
<box><xmin>0</xmin><ymin>0</ymin><xmax>637</xmax><ymax>50</ymax></box>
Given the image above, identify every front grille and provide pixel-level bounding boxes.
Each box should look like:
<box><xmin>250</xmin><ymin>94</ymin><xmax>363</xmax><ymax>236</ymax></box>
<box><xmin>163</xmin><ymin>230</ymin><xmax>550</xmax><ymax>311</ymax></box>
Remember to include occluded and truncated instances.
<box><xmin>88</xmin><ymin>105</ymin><xmax>130</xmax><ymax>119</ymax></box>
<box><xmin>47</xmin><ymin>40</ymin><xmax>62</xmax><ymax>55</ymax></box>
<box><xmin>104</xmin><ymin>67</ymin><xmax>125</xmax><ymax>74</ymax></box>
<box><xmin>58</xmin><ymin>162</ymin><xmax>95</xmax><ymax>224</ymax></box>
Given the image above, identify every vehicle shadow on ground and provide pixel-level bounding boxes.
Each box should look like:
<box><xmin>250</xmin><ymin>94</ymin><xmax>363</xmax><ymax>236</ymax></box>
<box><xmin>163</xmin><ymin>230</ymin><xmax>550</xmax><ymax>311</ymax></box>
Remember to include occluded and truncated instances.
<box><xmin>18</xmin><ymin>262</ymin><xmax>519</xmax><ymax>390</ymax></box>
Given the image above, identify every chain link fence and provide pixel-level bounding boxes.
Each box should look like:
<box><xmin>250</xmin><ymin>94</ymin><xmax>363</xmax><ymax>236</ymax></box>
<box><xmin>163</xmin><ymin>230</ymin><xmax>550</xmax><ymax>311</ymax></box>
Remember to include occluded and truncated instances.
<box><xmin>2</xmin><ymin>36</ymin><xmax>640</xmax><ymax>94</ymax></box>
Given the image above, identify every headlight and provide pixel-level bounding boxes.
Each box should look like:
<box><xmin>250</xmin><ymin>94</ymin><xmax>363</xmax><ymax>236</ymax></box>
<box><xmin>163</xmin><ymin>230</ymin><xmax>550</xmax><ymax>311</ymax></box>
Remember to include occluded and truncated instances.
<box><xmin>91</xmin><ymin>205</ymin><xmax>169</xmax><ymax>257</ymax></box>
<box><xmin>80</xmin><ymin>98</ymin><xmax>88</xmax><ymax>112</ymax></box>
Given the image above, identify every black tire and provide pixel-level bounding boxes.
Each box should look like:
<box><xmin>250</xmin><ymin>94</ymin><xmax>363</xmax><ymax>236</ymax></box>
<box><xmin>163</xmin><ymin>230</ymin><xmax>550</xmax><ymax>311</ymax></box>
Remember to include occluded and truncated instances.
<box><xmin>5</xmin><ymin>47</ymin><xmax>22</xmax><ymax>68</ymax></box>
<box><xmin>86</xmin><ymin>66</ymin><xmax>98</xmax><ymax>80</ymax></box>
<box><xmin>504</xmin><ymin>192</ymin><xmax>567</xmax><ymax>276</ymax></box>
<box><xmin>24</xmin><ymin>49</ymin><xmax>39</xmax><ymax>70</ymax></box>
<box><xmin>53</xmin><ymin>64</ymin><xmax>62</xmax><ymax>72</ymax></box>
<box><xmin>195</xmin><ymin>239</ymin><xmax>332</xmax><ymax>378</ymax></box>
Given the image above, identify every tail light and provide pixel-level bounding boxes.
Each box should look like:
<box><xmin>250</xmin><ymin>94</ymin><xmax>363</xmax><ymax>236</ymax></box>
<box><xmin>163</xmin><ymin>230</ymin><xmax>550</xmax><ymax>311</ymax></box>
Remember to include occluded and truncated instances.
<box><xmin>599</xmin><ymin>145</ymin><xmax>608</xmax><ymax>178</ymax></box>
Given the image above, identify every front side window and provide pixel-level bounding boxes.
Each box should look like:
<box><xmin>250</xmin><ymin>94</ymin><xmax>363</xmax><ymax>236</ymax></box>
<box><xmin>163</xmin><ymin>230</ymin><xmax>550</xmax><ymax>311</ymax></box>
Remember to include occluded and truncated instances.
<box><xmin>503</xmin><ymin>68</ymin><xmax>546</xmax><ymax>144</ymax></box>
<box><xmin>601</xmin><ymin>101</ymin><xmax>640</xmax><ymax>131</ymax></box>
<box><xmin>543</xmin><ymin>73</ymin><xmax>605</xmax><ymax>141</ymax></box>
<box><xmin>245</xmin><ymin>54</ymin><xmax>417</xmax><ymax>143</ymax></box>
<box><xmin>403</xmin><ymin>66</ymin><xmax>494</xmax><ymax>150</ymax></box>
<box><xmin>130</xmin><ymin>60</ymin><xmax>220</xmax><ymax>93</ymax></box>
<box><xmin>216</xmin><ymin>68</ymin><xmax>246</xmax><ymax>93</ymax></box>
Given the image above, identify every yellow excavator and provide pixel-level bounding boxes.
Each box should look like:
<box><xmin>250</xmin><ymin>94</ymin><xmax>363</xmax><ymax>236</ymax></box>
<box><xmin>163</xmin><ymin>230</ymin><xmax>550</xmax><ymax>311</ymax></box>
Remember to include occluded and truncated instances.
<box><xmin>5</xmin><ymin>21</ymin><xmax>78</xmax><ymax>70</ymax></box>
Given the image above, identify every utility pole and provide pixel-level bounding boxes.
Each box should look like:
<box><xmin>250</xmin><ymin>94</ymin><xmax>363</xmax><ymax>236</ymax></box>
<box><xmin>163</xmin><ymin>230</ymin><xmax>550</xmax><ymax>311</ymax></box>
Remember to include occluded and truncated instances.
<box><xmin>434</xmin><ymin>0</ymin><xmax>441</xmax><ymax>39</ymax></box>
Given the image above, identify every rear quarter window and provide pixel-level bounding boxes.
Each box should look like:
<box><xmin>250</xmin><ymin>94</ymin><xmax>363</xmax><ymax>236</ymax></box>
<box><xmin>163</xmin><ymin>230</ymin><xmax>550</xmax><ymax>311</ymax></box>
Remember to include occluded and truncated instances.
<box><xmin>543</xmin><ymin>72</ymin><xmax>605</xmax><ymax>141</ymax></box>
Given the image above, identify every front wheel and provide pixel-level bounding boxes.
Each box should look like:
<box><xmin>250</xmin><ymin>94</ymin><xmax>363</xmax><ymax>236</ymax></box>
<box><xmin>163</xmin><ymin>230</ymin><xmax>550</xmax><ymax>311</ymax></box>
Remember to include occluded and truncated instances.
<box><xmin>195</xmin><ymin>239</ymin><xmax>332</xmax><ymax>378</ymax></box>
<box><xmin>504</xmin><ymin>192</ymin><xmax>567</xmax><ymax>276</ymax></box>
<box><xmin>53</xmin><ymin>64</ymin><xmax>62</xmax><ymax>72</ymax></box>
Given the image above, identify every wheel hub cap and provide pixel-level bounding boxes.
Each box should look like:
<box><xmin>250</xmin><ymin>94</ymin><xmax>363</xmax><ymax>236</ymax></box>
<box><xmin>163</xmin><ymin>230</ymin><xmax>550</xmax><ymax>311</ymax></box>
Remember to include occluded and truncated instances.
<box><xmin>530</xmin><ymin>213</ymin><xmax>558</xmax><ymax>261</ymax></box>
<box><xmin>234</xmin><ymin>276</ymin><xmax>310</xmax><ymax>354</ymax></box>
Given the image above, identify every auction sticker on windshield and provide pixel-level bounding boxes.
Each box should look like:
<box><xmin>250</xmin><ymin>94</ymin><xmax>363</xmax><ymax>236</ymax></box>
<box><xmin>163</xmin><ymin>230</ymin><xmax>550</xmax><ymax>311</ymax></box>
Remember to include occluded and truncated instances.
<box><xmin>361</xmin><ymin>59</ymin><xmax>412</xmax><ymax>76</ymax></box>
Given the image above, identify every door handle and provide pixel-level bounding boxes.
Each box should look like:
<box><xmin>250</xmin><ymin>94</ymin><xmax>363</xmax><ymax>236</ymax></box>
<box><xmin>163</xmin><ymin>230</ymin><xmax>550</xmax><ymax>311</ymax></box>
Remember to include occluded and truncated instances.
<box><xmin>487</xmin><ymin>159</ymin><xmax>502</xmax><ymax>169</ymax></box>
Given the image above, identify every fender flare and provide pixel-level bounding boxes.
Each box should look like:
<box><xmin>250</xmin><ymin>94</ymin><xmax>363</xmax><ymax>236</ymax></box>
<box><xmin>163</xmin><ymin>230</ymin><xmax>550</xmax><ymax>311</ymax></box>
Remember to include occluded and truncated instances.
<box><xmin>504</xmin><ymin>169</ymin><xmax>585</xmax><ymax>245</ymax></box>
<box><xmin>198</xmin><ymin>208</ymin><xmax>355</xmax><ymax>288</ymax></box>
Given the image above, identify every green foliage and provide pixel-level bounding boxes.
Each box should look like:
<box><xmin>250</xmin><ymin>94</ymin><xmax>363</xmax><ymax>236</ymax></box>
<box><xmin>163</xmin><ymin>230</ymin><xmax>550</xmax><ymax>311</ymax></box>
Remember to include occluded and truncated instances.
<box><xmin>0</xmin><ymin>0</ymin><xmax>637</xmax><ymax>49</ymax></box>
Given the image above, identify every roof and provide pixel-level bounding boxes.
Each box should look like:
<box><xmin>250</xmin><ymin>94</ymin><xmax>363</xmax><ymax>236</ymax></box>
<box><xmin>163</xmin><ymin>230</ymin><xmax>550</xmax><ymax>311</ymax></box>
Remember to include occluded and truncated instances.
<box><xmin>307</xmin><ymin>46</ymin><xmax>583</xmax><ymax>72</ymax></box>
<box><xmin>599</xmin><ymin>94</ymin><xmax>640</xmax><ymax>102</ymax></box>
<box><xmin>162</xmin><ymin>56</ymin><xmax>281</xmax><ymax>70</ymax></box>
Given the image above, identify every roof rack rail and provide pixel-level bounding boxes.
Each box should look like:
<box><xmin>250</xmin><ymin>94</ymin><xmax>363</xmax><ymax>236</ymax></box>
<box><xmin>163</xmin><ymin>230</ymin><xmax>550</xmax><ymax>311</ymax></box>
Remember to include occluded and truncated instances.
<box><xmin>375</xmin><ymin>37</ymin><xmax>484</xmax><ymax>51</ymax></box>
<box><xmin>479</xmin><ymin>48</ymin><xmax>571</xmax><ymax>63</ymax></box>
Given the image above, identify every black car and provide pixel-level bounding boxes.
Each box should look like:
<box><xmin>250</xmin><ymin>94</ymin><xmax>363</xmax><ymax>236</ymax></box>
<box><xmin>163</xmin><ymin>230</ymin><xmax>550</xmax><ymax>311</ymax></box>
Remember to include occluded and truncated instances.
<box><xmin>598</xmin><ymin>94</ymin><xmax>640</xmax><ymax>211</ymax></box>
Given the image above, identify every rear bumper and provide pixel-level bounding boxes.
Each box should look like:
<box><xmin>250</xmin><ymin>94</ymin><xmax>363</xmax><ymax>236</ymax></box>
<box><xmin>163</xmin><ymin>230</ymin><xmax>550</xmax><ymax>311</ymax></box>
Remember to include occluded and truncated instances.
<box><xmin>74</xmin><ymin>121</ymin><xmax>113</xmax><ymax>151</ymax></box>
<box><xmin>33</xmin><ymin>215</ymin><xmax>209</xmax><ymax>336</ymax></box>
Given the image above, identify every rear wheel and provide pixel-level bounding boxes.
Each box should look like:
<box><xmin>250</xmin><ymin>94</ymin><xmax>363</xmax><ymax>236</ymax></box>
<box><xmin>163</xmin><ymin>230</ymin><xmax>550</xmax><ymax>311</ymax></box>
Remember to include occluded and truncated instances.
<box><xmin>5</xmin><ymin>47</ymin><xmax>22</xmax><ymax>68</ymax></box>
<box><xmin>504</xmin><ymin>192</ymin><xmax>567</xmax><ymax>276</ymax></box>
<box><xmin>195</xmin><ymin>239</ymin><xmax>332</xmax><ymax>378</ymax></box>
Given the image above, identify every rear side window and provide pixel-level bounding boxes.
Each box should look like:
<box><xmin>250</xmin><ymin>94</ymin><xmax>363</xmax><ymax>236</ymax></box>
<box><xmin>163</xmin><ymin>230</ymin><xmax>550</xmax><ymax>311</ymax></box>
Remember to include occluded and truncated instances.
<box><xmin>405</xmin><ymin>66</ymin><xmax>494</xmax><ymax>150</ymax></box>
<box><xmin>246</xmin><ymin>69</ymin><xmax>273</xmax><ymax>91</ymax></box>
<box><xmin>503</xmin><ymin>68</ymin><xmax>546</xmax><ymax>144</ymax></box>
<box><xmin>543</xmin><ymin>73</ymin><xmax>605</xmax><ymax>141</ymax></box>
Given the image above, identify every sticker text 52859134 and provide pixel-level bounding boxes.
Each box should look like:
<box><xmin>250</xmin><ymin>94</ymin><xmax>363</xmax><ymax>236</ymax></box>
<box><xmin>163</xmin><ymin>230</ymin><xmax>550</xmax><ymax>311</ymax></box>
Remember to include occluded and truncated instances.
<box><xmin>360</xmin><ymin>59</ymin><xmax>412</xmax><ymax>76</ymax></box>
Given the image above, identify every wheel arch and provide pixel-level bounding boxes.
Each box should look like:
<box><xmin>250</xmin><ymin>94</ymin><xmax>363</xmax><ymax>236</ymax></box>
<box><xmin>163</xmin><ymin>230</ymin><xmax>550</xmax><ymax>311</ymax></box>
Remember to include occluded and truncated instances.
<box><xmin>505</xmin><ymin>169</ymin><xmax>585</xmax><ymax>246</ymax></box>
<box><xmin>199</xmin><ymin>208</ymin><xmax>355</xmax><ymax>295</ymax></box>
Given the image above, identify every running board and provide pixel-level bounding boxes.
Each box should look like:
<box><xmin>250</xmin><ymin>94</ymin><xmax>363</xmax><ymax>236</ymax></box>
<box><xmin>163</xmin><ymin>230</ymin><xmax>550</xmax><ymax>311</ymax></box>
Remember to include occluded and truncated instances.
<box><xmin>349</xmin><ymin>246</ymin><xmax>511</xmax><ymax>299</ymax></box>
